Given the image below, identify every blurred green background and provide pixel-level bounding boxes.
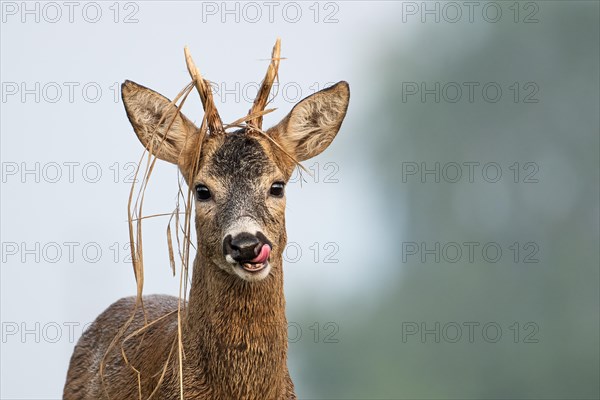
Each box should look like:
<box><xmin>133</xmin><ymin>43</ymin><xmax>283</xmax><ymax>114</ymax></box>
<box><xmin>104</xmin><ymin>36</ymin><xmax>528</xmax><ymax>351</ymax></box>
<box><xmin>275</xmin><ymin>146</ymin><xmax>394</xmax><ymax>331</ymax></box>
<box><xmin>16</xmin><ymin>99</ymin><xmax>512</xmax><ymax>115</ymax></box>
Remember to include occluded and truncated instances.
<box><xmin>287</xmin><ymin>2</ymin><xmax>599</xmax><ymax>399</ymax></box>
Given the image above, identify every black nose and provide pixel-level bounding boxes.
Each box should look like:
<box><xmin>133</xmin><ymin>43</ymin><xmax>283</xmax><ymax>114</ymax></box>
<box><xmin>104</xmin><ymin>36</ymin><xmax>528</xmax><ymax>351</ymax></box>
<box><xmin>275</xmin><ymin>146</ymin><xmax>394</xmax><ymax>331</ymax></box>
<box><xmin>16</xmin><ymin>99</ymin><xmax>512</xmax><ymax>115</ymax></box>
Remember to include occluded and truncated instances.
<box><xmin>223</xmin><ymin>233</ymin><xmax>263</xmax><ymax>262</ymax></box>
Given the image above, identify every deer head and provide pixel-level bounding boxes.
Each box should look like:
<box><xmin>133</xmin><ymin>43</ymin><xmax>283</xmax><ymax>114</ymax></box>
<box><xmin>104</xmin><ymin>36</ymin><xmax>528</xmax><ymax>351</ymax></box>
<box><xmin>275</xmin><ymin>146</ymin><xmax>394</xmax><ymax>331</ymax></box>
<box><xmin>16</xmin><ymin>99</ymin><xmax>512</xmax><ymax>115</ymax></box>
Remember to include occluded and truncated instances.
<box><xmin>120</xmin><ymin>40</ymin><xmax>349</xmax><ymax>282</ymax></box>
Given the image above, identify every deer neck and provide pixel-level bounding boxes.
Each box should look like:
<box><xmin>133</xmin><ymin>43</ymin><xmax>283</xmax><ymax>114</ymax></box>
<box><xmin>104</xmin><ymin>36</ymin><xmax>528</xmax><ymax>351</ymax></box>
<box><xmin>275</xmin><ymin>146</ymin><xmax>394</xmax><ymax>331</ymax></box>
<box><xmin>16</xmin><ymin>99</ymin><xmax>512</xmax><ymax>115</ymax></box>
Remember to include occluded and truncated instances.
<box><xmin>183</xmin><ymin>252</ymin><xmax>289</xmax><ymax>398</ymax></box>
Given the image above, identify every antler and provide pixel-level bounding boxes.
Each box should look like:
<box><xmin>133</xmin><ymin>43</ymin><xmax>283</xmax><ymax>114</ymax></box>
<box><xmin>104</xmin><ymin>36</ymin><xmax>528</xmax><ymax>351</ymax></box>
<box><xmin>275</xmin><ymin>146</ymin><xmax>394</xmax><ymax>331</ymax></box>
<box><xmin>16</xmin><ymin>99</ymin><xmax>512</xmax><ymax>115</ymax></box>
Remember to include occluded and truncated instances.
<box><xmin>184</xmin><ymin>46</ymin><xmax>223</xmax><ymax>133</ymax></box>
<box><xmin>248</xmin><ymin>38</ymin><xmax>281</xmax><ymax>131</ymax></box>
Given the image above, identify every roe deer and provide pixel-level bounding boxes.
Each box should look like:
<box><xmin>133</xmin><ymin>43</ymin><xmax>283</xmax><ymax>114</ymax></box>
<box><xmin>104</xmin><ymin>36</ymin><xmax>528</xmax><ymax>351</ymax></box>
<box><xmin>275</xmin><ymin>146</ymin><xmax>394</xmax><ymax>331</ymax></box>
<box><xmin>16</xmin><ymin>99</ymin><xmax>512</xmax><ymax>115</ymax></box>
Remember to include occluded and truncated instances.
<box><xmin>63</xmin><ymin>39</ymin><xmax>349</xmax><ymax>400</ymax></box>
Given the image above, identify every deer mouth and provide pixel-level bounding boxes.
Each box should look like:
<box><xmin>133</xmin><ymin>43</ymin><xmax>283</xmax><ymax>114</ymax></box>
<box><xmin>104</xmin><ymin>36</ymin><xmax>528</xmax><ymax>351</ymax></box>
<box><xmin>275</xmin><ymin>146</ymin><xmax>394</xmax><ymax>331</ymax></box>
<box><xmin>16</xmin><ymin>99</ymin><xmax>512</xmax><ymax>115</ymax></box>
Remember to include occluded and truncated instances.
<box><xmin>240</xmin><ymin>244</ymin><xmax>271</xmax><ymax>273</ymax></box>
<box><xmin>241</xmin><ymin>262</ymin><xmax>267</xmax><ymax>272</ymax></box>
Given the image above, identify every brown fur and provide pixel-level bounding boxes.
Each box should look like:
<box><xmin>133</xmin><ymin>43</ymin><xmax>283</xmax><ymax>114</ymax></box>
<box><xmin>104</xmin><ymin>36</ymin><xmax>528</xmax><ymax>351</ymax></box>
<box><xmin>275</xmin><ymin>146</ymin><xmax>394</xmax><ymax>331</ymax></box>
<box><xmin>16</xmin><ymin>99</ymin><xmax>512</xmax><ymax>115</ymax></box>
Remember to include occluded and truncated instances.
<box><xmin>64</xmin><ymin>68</ymin><xmax>349</xmax><ymax>399</ymax></box>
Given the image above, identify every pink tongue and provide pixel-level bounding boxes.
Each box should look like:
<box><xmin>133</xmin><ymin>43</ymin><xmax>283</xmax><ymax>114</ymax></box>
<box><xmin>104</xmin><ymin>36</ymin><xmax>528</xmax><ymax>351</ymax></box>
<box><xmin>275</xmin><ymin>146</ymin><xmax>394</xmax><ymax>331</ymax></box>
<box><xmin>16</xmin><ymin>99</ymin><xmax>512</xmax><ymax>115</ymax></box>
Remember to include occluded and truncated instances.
<box><xmin>250</xmin><ymin>244</ymin><xmax>271</xmax><ymax>264</ymax></box>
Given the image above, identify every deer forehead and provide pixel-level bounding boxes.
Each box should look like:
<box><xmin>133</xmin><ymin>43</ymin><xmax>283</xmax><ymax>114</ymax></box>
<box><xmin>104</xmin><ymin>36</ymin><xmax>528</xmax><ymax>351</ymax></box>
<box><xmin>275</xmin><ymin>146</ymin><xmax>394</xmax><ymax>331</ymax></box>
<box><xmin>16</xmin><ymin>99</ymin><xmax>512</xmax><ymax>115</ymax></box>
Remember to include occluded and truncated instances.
<box><xmin>197</xmin><ymin>132</ymin><xmax>286</xmax><ymax>188</ymax></box>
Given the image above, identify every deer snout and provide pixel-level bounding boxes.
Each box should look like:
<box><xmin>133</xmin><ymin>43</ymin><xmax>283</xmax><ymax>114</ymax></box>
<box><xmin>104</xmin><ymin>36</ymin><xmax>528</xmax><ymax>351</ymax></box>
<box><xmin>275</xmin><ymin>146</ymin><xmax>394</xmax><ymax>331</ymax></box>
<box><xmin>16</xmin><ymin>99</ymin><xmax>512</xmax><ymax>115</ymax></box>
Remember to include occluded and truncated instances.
<box><xmin>223</xmin><ymin>232</ymin><xmax>271</xmax><ymax>263</ymax></box>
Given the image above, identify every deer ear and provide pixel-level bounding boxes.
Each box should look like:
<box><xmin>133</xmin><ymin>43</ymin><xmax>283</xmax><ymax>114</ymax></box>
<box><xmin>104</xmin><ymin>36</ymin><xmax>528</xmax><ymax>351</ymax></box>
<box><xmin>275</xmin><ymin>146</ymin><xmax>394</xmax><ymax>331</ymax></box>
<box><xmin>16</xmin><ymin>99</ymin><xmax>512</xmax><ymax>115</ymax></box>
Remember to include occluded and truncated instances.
<box><xmin>268</xmin><ymin>81</ymin><xmax>350</xmax><ymax>162</ymax></box>
<box><xmin>121</xmin><ymin>80</ymin><xmax>198</xmax><ymax>165</ymax></box>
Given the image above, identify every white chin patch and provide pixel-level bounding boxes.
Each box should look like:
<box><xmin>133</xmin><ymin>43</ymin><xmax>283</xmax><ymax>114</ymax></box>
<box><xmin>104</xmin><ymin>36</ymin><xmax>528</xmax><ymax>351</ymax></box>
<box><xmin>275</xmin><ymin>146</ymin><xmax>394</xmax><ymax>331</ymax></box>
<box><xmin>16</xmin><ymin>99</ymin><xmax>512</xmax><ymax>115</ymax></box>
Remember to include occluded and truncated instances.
<box><xmin>233</xmin><ymin>262</ymin><xmax>272</xmax><ymax>282</ymax></box>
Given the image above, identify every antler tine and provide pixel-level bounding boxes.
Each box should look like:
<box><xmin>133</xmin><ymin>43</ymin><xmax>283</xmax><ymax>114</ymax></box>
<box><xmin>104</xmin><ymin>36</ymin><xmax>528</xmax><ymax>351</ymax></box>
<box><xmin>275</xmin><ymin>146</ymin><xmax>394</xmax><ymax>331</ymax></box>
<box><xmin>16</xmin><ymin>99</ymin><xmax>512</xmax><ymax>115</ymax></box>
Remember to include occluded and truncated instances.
<box><xmin>248</xmin><ymin>38</ymin><xmax>281</xmax><ymax>131</ymax></box>
<box><xmin>184</xmin><ymin>46</ymin><xmax>224</xmax><ymax>133</ymax></box>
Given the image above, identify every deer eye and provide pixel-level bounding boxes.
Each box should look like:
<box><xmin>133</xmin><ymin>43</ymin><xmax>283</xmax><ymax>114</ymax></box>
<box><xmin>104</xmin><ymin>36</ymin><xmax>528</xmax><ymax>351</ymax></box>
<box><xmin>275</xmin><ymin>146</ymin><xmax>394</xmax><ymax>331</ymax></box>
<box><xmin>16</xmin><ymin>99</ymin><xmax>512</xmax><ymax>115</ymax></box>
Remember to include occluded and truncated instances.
<box><xmin>269</xmin><ymin>182</ymin><xmax>285</xmax><ymax>198</ymax></box>
<box><xmin>195</xmin><ymin>184</ymin><xmax>211</xmax><ymax>201</ymax></box>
